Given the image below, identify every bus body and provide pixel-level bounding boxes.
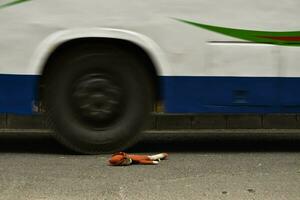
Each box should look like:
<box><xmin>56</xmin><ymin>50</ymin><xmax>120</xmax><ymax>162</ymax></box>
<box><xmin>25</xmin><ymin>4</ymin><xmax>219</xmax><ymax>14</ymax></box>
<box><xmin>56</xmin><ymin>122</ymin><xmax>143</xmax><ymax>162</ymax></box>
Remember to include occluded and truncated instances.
<box><xmin>1</xmin><ymin>0</ymin><xmax>300</xmax><ymax>152</ymax></box>
<box><xmin>1</xmin><ymin>0</ymin><xmax>300</xmax><ymax>114</ymax></box>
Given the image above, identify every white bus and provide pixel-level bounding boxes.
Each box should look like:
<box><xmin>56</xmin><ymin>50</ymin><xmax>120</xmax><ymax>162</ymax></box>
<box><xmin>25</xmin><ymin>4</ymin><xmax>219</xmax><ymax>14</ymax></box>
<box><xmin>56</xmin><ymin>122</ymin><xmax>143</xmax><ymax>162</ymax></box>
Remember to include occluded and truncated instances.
<box><xmin>1</xmin><ymin>0</ymin><xmax>300</xmax><ymax>153</ymax></box>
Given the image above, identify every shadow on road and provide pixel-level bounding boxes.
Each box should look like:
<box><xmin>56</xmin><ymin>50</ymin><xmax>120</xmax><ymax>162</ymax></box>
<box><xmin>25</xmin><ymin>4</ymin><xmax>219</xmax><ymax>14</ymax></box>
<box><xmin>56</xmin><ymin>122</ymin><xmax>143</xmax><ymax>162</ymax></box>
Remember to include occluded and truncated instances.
<box><xmin>0</xmin><ymin>131</ymin><xmax>300</xmax><ymax>154</ymax></box>
<box><xmin>0</xmin><ymin>133</ymin><xmax>70</xmax><ymax>154</ymax></box>
<box><xmin>130</xmin><ymin>132</ymin><xmax>300</xmax><ymax>153</ymax></box>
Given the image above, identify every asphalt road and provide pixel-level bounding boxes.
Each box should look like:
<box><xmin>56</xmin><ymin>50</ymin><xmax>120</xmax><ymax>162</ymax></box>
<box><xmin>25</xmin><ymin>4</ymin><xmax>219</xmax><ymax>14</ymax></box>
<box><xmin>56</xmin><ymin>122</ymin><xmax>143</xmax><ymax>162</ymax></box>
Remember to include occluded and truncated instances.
<box><xmin>0</xmin><ymin>131</ymin><xmax>299</xmax><ymax>200</ymax></box>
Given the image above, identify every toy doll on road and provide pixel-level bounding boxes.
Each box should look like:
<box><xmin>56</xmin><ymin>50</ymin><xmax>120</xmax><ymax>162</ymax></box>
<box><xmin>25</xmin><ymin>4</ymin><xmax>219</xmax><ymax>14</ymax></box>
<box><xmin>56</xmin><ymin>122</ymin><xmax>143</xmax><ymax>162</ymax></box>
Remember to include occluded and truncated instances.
<box><xmin>108</xmin><ymin>152</ymin><xmax>168</xmax><ymax>166</ymax></box>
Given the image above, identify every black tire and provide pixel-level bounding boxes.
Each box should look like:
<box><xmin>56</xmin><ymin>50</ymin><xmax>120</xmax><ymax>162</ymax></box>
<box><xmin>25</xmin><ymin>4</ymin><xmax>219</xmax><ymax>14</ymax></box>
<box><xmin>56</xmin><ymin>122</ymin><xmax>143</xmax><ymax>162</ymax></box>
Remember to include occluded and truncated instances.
<box><xmin>44</xmin><ymin>42</ymin><xmax>153</xmax><ymax>154</ymax></box>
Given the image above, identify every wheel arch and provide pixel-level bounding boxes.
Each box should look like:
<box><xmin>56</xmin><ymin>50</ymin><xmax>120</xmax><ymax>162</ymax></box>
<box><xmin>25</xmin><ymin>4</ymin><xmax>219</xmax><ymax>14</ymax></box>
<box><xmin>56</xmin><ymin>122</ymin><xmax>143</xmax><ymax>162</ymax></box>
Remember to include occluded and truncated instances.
<box><xmin>32</xmin><ymin>28</ymin><xmax>169</xmax><ymax>105</ymax></box>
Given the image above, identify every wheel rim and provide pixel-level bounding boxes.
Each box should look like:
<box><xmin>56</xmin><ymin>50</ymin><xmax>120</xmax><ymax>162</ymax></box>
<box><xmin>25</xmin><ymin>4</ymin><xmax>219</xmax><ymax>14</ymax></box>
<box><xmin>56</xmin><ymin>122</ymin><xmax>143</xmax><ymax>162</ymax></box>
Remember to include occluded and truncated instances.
<box><xmin>70</xmin><ymin>72</ymin><xmax>124</xmax><ymax>129</ymax></box>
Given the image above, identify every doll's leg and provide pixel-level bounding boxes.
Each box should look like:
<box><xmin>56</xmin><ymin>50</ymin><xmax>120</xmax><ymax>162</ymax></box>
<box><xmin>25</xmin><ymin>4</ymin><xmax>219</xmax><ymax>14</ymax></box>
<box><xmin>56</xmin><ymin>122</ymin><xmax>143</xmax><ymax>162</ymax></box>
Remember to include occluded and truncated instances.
<box><xmin>128</xmin><ymin>154</ymin><xmax>150</xmax><ymax>161</ymax></box>
<box><xmin>148</xmin><ymin>153</ymin><xmax>168</xmax><ymax>161</ymax></box>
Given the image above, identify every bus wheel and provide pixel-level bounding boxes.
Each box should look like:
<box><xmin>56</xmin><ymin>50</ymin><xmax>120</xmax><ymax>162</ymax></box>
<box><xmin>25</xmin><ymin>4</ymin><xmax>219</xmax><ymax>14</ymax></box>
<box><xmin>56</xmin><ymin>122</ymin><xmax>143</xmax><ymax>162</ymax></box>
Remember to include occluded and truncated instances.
<box><xmin>44</xmin><ymin>43</ymin><xmax>153</xmax><ymax>154</ymax></box>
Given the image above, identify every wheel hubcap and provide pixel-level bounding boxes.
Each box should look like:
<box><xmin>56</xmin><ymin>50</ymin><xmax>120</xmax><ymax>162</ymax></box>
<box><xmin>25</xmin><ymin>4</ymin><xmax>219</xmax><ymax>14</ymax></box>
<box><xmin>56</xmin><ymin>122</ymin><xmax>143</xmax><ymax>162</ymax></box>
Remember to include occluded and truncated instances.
<box><xmin>71</xmin><ymin>73</ymin><xmax>123</xmax><ymax>128</ymax></box>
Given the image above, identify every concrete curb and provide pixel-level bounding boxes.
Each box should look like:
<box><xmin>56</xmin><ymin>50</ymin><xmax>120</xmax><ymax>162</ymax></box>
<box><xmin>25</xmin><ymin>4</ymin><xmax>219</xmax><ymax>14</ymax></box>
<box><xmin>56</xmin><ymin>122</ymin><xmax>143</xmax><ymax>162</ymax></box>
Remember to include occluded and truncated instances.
<box><xmin>2</xmin><ymin>113</ymin><xmax>300</xmax><ymax>130</ymax></box>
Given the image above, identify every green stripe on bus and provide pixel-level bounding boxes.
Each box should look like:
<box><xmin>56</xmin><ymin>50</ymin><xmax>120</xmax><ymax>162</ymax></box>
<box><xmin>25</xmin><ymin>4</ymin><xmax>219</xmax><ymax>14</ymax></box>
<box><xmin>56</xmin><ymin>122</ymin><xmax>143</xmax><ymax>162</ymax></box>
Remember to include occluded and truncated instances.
<box><xmin>0</xmin><ymin>0</ymin><xmax>30</xmax><ymax>9</ymax></box>
<box><xmin>177</xmin><ymin>18</ymin><xmax>300</xmax><ymax>46</ymax></box>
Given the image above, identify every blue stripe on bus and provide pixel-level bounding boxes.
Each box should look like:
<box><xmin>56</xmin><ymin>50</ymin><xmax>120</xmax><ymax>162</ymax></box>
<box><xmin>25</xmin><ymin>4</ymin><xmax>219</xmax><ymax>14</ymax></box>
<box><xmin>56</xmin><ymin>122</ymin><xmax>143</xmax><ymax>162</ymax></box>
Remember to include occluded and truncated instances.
<box><xmin>2</xmin><ymin>74</ymin><xmax>300</xmax><ymax>114</ymax></box>
<box><xmin>0</xmin><ymin>74</ymin><xmax>38</xmax><ymax>114</ymax></box>
<box><xmin>161</xmin><ymin>76</ymin><xmax>300</xmax><ymax>113</ymax></box>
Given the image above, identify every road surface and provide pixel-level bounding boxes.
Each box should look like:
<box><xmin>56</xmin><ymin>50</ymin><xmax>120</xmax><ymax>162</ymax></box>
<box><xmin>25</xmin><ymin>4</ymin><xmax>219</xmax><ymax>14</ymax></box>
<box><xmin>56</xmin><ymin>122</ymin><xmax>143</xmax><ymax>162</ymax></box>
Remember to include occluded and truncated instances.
<box><xmin>0</xmin><ymin>131</ymin><xmax>299</xmax><ymax>200</ymax></box>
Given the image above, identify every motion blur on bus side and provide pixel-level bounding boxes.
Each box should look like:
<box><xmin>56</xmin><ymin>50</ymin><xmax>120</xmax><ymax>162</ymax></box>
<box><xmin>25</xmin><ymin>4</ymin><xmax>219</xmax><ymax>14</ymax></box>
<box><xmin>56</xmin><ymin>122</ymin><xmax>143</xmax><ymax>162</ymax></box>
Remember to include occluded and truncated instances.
<box><xmin>1</xmin><ymin>0</ymin><xmax>300</xmax><ymax>153</ymax></box>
